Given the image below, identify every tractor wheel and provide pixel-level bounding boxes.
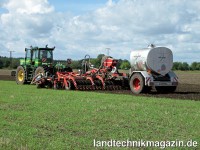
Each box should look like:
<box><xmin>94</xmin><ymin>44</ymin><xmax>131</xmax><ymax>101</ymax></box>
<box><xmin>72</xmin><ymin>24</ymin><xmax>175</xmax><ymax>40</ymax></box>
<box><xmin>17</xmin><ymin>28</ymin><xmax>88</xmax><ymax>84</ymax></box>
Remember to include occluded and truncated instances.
<box><xmin>35</xmin><ymin>67</ymin><xmax>45</xmax><ymax>76</ymax></box>
<box><xmin>155</xmin><ymin>86</ymin><xmax>177</xmax><ymax>93</ymax></box>
<box><xmin>16</xmin><ymin>66</ymin><xmax>26</xmax><ymax>84</ymax></box>
<box><xmin>130</xmin><ymin>73</ymin><xmax>144</xmax><ymax>94</ymax></box>
<box><xmin>65</xmin><ymin>80</ymin><xmax>71</xmax><ymax>90</ymax></box>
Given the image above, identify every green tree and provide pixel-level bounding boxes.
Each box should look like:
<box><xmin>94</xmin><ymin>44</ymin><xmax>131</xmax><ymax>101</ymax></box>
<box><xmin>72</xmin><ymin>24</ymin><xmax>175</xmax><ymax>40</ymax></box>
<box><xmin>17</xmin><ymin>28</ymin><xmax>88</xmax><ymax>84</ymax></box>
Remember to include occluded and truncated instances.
<box><xmin>4</xmin><ymin>60</ymin><xmax>11</xmax><ymax>68</ymax></box>
<box><xmin>196</xmin><ymin>63</ymin><xmax>200</xmax><ymax>70</ymax></box>
<box><xmin>70</xmin><ymin>60</ymin><xmax>82</xmax><ymax>69</ymax></box>
<box><xmin>172</xmin><ymin>62</ymin><xmax>180</xmax><ymax>70</ymax></box>
<box><xmin>117</xmin><ymin>59</ymin><xmax>123</xmax><ymax>69</ymax></box>
<box><xmin>0</xmin><ymin>59</ymin><xmax>3</xmax><ymax>69</ymax></box>
<box><xmin>95</xmin><ymin>54</ymin><xmax>105</xmax><ymax>67</ymax></box>
<box><xmin>12</xmin><ymin>59</ymin><xmax>20</xmax><ymax>69</ymax></box>
<box><xmin>182</xmin><ymin>62</ymin><xmax>189</xmax><ymax>71</ymax></box>
<box><xmin>120</xmin><ymin>60</ymin><xmax>131</xmax><ymax>69</ymax></box>
<box><xmin>191</xmin><ymin>62</ymin><xmax>198</xmax><ymax>70</ymax></box>
<box><xmin>177</xmin><ymin>62</ymin><xmax>183</xmax><ymax>70</ymax></box>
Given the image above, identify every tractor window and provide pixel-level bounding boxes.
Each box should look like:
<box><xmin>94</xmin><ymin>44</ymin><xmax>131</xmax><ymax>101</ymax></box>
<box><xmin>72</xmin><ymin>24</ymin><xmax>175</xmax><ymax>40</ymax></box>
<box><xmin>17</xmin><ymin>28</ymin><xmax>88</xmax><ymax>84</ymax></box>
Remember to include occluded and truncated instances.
<box><xmin>34</xmin><ymin>50</ymin><xmax>38</xmax><ymax>59</ymax></box>
<box><xmin>26</xmin><ymin>49</ymin><xmax>31</xmax><ymax>58</ymax></box>
<box><xmin>32</xmin><ymin>51</ymin><xmax>35</xmax><ymax>60</ymax></box>
<box><xmin>40</xmin><ymin>50</ymin><xmax>47</xmax><ymax>59</ymax></box>
<box><xmin>47</xmin><ymin>51</ymin><xmax>52</xmax><ymax>59</ymax></box>
<box><xmin>40</xmin><ymin>50</ymin><xmax>52</xmax><ymax>59</ymax></box>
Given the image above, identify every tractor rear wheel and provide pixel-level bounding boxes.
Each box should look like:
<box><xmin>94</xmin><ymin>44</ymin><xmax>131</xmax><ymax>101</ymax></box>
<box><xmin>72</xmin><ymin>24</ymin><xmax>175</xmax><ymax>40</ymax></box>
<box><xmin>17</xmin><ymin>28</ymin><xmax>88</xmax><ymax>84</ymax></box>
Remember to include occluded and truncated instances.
<box><xmin>16</xmin><ymin>66</ymin><xmax>26</xmax><ymax>84</ymax></box>
<box><xmin>130</xmin><ymin>73</ymin><xmax>144</xmax><ymax>94</ymax></box>
<box><xmin>35</xmin><ymin>67</ymin><xmax>45</xmax><ymax>76</ymax></box>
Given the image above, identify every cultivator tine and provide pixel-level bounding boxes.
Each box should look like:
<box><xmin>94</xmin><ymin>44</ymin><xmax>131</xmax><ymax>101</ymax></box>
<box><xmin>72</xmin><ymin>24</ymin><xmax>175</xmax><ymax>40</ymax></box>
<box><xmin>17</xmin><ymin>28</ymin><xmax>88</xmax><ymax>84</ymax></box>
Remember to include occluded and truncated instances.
<box><xmin>97</xmin><ymin>86</ymin><xmax>101</xmax><ymax>90</ymax></box>
<box><xmin>117</xmin><ymin>86</ymin><xmax>120</xmax><ymax>90</ymax></box>
<box><xmin>115</xmin><ymin>86</ymin><xmax>119</xmax><ymax>90</ymax></box>
<box><xmin>110</xmin><ymin>86</ymin><xmax>114</xmax><ymax>90</ymax></box>
<box><xmin>78</xmin><ymin>86</ymin><xmax>82</xmax><ymax>90</ymax></box>
<box><xmin>105</xmin><ymin>86</ymin><xmax>108</xmax><ymax>90</ymax></box>
<box><xmin>91</xmin><ymin>85</ymin><xmax>95</xmax><ymax>90</ymax></box>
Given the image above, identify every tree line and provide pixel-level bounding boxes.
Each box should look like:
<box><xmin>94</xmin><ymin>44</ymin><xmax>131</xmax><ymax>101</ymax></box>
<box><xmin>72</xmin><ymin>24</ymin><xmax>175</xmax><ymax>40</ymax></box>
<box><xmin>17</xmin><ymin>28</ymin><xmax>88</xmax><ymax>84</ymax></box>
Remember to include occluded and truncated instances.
<box><xmin>0</xmin><ymin>55</ymin><xmax>200</xmax><ymax>71</ymax></box>
<box><xmin>172</xmin><ymin>62</ymin><xmax>200</xmax><ymax>71</ymax></box>
<box><xmin>0</xmin><ymin>54</ymin><xmax>131</xmax><ymax>70</ymax></box>
<box><xmin>0</xmin><ymin>56</ymin><xmax>20</xmax><ymax>69</ymax></box>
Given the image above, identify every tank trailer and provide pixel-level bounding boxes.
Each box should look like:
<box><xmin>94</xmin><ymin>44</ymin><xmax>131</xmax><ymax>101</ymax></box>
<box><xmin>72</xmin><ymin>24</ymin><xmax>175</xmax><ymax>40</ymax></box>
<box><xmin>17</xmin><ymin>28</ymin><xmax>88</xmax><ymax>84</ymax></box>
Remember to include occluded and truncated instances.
<box><xmin>129</xmin><ymin>44</ymin><xmax>178</xmax><ymax>94</ymax></box>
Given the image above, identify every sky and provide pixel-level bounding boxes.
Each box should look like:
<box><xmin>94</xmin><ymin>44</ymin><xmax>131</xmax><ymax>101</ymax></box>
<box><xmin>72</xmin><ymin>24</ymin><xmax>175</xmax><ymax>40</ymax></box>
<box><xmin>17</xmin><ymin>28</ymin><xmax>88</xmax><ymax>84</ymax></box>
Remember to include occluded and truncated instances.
<box><xmin>0</xmin><ymin>0</ymin><xmax>200</xmax><ymax>63</ymax></box>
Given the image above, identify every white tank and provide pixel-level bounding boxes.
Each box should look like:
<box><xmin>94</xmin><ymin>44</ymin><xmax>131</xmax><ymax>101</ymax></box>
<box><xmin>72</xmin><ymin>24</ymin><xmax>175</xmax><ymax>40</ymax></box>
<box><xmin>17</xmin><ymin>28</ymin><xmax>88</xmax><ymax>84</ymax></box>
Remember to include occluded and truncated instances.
<box><xmin>130</xmin><ymin>46</ymin><xmax>173</xmax><ymax>76</ymax></box>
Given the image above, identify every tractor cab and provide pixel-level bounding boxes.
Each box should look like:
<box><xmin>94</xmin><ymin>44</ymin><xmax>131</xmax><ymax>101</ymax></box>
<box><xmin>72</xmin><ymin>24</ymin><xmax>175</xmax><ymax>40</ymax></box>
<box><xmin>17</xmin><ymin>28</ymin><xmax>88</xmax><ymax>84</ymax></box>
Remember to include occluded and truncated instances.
<box><xmin>16</xmin><ymin>45</ymin><xmax>55</xmax><ymax>84</ymax></box>
<box><xmin>21</xmin><ymin>46</ymin><xmax>54</xmax><ymax>67</ymax></box>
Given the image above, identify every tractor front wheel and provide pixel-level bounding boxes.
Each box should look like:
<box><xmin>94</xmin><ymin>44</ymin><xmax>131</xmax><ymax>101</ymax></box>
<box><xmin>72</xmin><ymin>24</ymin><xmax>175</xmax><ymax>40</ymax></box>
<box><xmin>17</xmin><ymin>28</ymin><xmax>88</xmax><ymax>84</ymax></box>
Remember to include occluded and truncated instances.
<box><xmin>16</xmin><ymin>66</ymin><xmax>26</xmax><ymax>84</ymax></box>
<box><xmin>130</xmin><ymin>73</ymin><xmax>145</xmax><ymax>94</ymax></box>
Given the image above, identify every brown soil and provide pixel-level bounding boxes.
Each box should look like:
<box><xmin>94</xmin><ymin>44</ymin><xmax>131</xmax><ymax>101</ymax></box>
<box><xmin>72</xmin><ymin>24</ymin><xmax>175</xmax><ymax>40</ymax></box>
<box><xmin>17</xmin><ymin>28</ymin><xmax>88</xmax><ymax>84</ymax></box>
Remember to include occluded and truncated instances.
<box><xmin>0</xmin><ymin>75</ymin><xmax>15</xmax><ymax>81</ymax></box>
<box><xmin>0</xmin><ymin>70</ymin><xmax>199</xmax><ymax>101</ymax></box>
<box><xmin>97</xmin><ymin>83</ymin><xmax>200</xmax><ymax>101</ymax></box>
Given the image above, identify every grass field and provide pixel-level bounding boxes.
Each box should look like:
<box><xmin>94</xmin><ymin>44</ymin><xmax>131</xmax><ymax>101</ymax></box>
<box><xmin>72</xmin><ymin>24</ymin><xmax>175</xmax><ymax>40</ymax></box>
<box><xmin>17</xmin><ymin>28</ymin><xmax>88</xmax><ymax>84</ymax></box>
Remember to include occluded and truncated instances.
<box><xmin>0</xmin><ymin>81</ymin><xmax>200</xmax><ymax>149</ymax></box>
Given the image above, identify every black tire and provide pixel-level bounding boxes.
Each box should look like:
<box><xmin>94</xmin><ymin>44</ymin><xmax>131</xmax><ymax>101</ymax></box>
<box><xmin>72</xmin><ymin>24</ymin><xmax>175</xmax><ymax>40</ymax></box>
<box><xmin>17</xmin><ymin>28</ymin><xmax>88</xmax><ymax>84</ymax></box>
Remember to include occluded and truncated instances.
<box><xmin>35</xmin><ymin>67</ymin><xmax>45</xmax><ymax>76</ymax></box>
<box><xmin>65</xmin><ymin>80</ymin><xmax>71</xmax><ymax>90</ymax></box>
<box><xmin>155</xmin><ymin>86</ymin><xmax>177</xmax><ymax>93</ymax></box>
<box><xmin>16</xmin><ymin>66</ymin><xmax>26</xmax><ymax>84</ymax></box>
<box><xmin>129</xmin><ymin>73</ymin><xmax>145</xmax><ymax>94</ymax></box>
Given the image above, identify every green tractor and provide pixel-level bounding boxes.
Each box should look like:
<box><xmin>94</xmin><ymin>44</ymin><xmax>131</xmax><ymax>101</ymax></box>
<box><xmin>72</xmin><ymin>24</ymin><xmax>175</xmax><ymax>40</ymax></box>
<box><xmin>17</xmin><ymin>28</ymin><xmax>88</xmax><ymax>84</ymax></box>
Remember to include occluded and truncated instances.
<box><xmin>16</xmin><ymin>45</ymin><xmax>55</xmax><ymax>84</ymax></box>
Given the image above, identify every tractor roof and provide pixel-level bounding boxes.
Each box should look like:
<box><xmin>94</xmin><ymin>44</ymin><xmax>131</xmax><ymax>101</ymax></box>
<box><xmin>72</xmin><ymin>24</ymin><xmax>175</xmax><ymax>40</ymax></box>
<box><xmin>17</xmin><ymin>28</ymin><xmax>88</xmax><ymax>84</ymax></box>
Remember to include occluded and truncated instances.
<box><xmin>25</xmin><ymin>46</ymin><xmax>55</xmax><ymax>51</ymax></box>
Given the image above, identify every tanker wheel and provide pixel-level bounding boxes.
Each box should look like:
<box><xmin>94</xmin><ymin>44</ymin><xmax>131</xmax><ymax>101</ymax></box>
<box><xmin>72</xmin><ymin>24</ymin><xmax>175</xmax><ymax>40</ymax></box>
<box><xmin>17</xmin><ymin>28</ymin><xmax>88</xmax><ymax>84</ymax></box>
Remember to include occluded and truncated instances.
<box><xmin>16</xmin><ymin>66</ymin><xmax>26</xmax><ymax>84</ymax></box>
<box><xmin>35</xmin><ymin>67</ymin><xmax>45</xmax><ymax>76</ymax></box>
<box><xmin>155</xmin><ymin>86</ymin><xmax>177</xmax><ymax>93</ymax></box>
<box><xmin>130</xmin><ymin>73</ymin><xmax>144</xmax><ymax>94</ymax></box>
<box><xmin>65</xmin><ymin>80</ymin><xmax>72</xmax><ymax>90</ymax></box>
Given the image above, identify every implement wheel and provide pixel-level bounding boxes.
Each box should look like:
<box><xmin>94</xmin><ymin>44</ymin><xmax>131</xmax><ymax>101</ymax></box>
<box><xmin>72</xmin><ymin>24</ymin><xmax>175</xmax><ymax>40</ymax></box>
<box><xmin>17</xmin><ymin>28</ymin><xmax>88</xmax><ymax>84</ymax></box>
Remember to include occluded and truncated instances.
<box><xmin>16</xmin><ymin>66</ymin><xmax>26</xmax><ymax>84</ymax></box>
<box><xmin>130</xmin><ymin>73</ymin><xmax>144</xmax><ymax>94</ymax></box>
